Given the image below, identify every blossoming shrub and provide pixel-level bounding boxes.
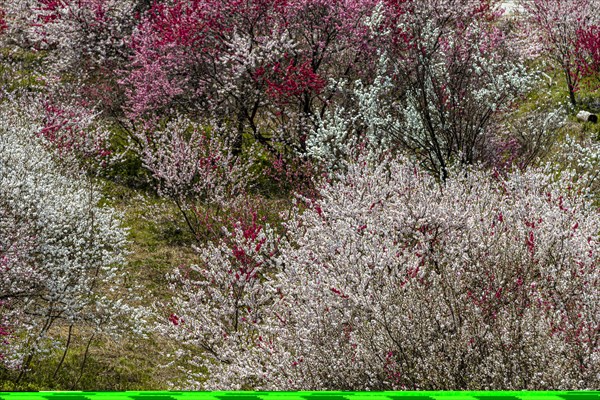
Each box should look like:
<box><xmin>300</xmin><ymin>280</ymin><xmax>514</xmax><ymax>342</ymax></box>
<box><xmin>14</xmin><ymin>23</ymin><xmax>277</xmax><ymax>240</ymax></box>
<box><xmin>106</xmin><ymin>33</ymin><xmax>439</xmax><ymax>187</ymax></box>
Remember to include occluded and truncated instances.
<box><xmin>0</xmin><ymin>105</ymin><xmax>138</xmax><ymax>371</ymax></box>
<box><xmin>160</xmin><ymin>155</ymin><xmax>599</xmax><ymax>390</ymax></box>
<box><xmin>159</xmin><ymin>214</ymin><xmax>278</xmax><ymax>387</ymax></box>
<box><xmin>135</xmin><ymin>116</ymin><xmax>255</xmax><ymax>240</ymax></box>
<box><xmin>36</xmin><ymin>96</ymin><xmax>116</xmax><ymax>165</ymax></box>
<box><xmin>555</xmin><ymin>134</ymin><xmax>600</xmax><ymax>200</ymax></box>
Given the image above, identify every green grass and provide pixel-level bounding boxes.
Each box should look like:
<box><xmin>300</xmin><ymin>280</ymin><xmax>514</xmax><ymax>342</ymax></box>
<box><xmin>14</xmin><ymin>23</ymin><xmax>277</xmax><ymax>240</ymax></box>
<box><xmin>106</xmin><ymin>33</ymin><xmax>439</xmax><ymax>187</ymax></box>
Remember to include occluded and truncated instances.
<box><xmin>0</xmin><ymin>47</ymin><xmax>46</xmax><ymax>93</ymax></box>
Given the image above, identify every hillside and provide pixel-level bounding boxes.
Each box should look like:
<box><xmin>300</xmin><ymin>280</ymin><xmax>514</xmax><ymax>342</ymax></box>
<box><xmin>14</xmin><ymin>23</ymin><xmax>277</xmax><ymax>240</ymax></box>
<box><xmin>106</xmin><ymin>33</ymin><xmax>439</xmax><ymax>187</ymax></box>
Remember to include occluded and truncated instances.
<box><xmin>0</xmin><ymin>0</ymin><xmax>598</xmax><ymax>391</ymax></box>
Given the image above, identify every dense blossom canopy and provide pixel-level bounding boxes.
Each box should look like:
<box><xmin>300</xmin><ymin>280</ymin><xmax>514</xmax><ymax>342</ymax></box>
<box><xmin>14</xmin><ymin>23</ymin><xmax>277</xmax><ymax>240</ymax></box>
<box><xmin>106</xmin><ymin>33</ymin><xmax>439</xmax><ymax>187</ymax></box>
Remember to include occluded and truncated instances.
<box><xmin>0</xmin><ymin>0</ymin><xmax>598</xmax><ymax>391</ymax></box>
<box><xmin>161</xmin><ymin>156</ymin><xmax>599</xmax><ymax>390</ymax></box>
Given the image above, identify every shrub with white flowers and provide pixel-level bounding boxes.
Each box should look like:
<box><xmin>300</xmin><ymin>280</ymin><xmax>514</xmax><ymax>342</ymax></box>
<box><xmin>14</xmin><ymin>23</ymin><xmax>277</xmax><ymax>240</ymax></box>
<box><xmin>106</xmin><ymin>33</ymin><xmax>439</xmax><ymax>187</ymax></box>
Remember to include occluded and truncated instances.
<box><xmin>160</xmin><ymin>155</ymin><xmax>599</xmax><ymax>390</ymax></box>
<box><xmin>0</xmin><ymin>104</ymin><xmax>142</xmax><ymax>371</ymax></box>
<box><xmin>5</xmin><ymin>0</ymin><xmax>137</xmax><ymax>74</ymax></box>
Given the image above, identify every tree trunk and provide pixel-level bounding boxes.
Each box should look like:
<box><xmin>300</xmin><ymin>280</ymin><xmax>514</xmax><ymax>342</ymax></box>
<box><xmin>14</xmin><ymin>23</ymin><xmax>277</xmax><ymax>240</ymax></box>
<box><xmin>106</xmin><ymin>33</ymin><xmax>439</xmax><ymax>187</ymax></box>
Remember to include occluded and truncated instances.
<box><xmin>233</xmin><ymin>109</ymin><xmax>244</xmax><ymax>157</ymax></box>
<box><xmin>566</xmin><ymin>69</ymin><xmax>577</xmax><ymax>106</ymax></box>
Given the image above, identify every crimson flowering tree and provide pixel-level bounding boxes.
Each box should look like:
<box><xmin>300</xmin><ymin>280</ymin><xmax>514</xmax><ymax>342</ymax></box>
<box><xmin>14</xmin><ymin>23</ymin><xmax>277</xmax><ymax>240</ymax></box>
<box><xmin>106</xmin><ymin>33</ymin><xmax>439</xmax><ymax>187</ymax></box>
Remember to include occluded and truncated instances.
<box><xmin>576</xmin><ymin>25</ymin><xmax>600</xmax><ymax>83</ymax></box>
<box><xmin>122</xmin><ymin>0</ymin><xmax>376</xmax><ymax>158</ymax></box>
<box><xmin>518</xmin><ymin>0</ymin><xmax>600</xmax><ymax>105</ymax></box>
<box><xmin>123</xmin><ymin>0</ymin><xmax>292</xmax><ymax>154</ymax></box>
<box><xmin>0</xmin><ymin>7</ymin><xmax>7</xmax><ymax>33</ymax></box>
<box><xmin>159</xmin><ymin>155</ymin><xmax>599</xmax><ymax>390</ymax></box>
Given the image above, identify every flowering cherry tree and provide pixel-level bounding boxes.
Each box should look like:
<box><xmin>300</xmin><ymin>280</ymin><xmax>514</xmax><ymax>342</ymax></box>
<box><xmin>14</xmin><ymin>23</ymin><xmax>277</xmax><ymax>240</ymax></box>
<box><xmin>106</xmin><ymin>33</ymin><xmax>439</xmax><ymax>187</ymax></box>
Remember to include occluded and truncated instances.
<box><xmin>136</xmin><ymin>116</ymin><xmax>253</xmax><ymax>239</ymax></box>
<box><xmin>159</xmin><ymin>154</ymin><xmax>599</xmax><ymax>390</ymax></box>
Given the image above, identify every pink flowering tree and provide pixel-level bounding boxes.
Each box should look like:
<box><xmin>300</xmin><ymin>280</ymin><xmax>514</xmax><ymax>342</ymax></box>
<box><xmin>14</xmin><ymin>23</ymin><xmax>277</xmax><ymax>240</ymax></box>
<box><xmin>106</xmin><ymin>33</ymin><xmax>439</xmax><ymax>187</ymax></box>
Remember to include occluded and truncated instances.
<box><xmin>159</xmin><ymin>154</ymin><xmax>599</xmax><ymax>390</ymax></box>
<box><xmin>122</xmin><ymin>0</ymin><xmax>292</xmax><ymax>154</ymax></box>
<box><xmin>518</xmin><ymin>0</ymin><xmax>600</xmax><ymax>105</ymax></box>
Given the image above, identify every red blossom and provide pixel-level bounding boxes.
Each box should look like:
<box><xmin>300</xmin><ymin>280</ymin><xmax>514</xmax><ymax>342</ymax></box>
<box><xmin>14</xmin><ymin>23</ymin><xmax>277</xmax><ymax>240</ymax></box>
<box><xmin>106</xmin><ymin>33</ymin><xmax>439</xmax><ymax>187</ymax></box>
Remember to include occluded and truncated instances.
<box><xmin>576</xmin><ymin>25</ymin><xmax>600</xmax><ymax>81</ymax></box>
<box><xmin>169</xmin><ymin>313</ymin><xmax>181</xmax><ymax>326</ymax></box>
<box><xmin>259</xmin><ymin>58</ymin><xmax>326</xmax><ymax>103</ymax></box>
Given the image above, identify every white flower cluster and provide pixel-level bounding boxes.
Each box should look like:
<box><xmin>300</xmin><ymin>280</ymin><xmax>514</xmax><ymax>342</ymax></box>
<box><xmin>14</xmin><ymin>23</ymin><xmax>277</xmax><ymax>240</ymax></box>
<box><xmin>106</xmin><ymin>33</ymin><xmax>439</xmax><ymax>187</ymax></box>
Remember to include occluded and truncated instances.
<box><xmin>309</xmin><ymin>54</ymin><xmax>401</xmax><ymax>169</ymax></box>
<box><xmin>161</xmin><ymin>155</ymin><xmax>599</xmax><ymax>390</ymax></box>
<box><xmin>0</xmin><ymin>104</ymin><xmax>139</xmax><ymax>369</ymax></box>
<box><xmin>557</xmin><ymin>133</ymin><xmax>600</xmax><ymax>195</ymax></box>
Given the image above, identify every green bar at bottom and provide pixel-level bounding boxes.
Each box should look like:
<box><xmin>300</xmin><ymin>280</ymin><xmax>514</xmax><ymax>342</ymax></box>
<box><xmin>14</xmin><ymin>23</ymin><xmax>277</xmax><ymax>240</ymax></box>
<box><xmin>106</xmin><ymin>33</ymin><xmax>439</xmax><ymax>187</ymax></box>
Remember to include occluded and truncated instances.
<box><xmin>0</xmin><ymin>391</ymin><xmax>597</xmax><ymax>400</ymax></box>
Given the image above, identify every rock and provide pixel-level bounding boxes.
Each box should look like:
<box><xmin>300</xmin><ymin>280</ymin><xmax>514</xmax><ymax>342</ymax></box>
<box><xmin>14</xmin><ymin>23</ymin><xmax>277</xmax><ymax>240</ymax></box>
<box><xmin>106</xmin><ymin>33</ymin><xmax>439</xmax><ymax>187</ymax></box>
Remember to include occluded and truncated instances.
<box><xmin>577</xmin><ymin>110</ymin><xmax>598</xmax><ymax>123</ymax></box>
